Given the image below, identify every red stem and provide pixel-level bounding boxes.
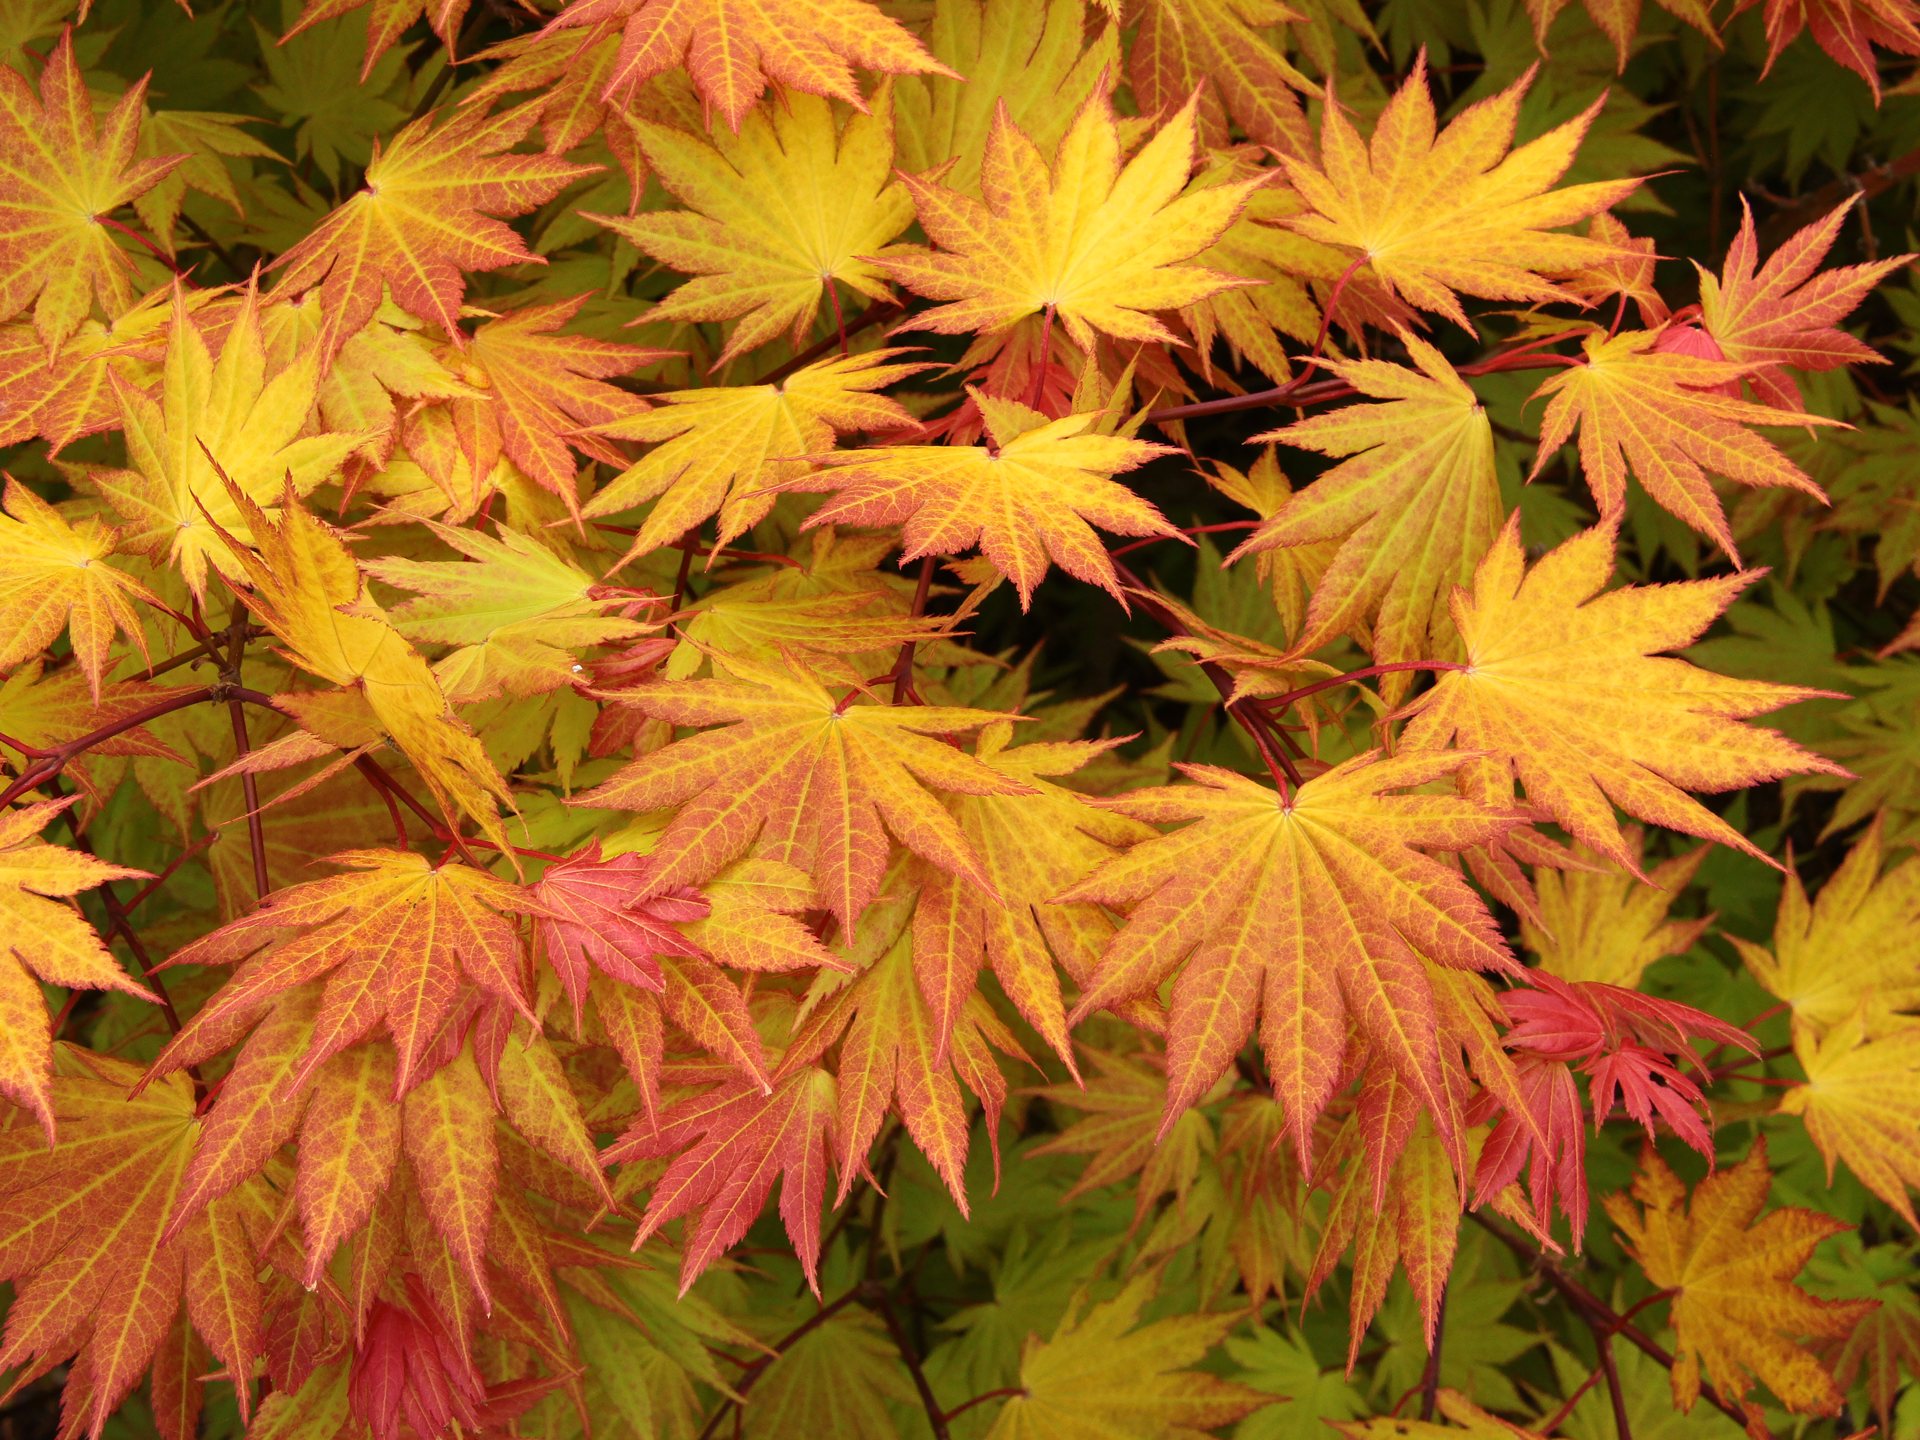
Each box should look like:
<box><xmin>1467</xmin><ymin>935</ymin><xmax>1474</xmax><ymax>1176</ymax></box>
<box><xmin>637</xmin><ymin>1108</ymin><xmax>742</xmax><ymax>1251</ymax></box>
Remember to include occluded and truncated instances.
<box><xmin>1108</xmin><ymin>520</ymin><xmax>1262</xmax><ymax>559</ymax></box>
<box><xmin>1252</xmin><ymin>660</ymin><xmax>1468</xmax><ymax>714</ymax></box>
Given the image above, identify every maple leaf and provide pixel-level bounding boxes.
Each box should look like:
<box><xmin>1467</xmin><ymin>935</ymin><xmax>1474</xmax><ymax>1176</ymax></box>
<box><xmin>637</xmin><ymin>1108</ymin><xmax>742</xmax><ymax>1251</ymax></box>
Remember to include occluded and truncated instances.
<box><xmin>1700</xmin><ymin>197</ymin><xmax>1914</xmax><ymax>409</ymax></box>
<box><xmin>529</xmin><ymin>843</ymin><xmax>708</xmax><ymax>1009</ymax></box>
<box><xmin>1524</xmin><ymin>0</ymin><xmax>1719</xmax><ymax>69</ymax></box>
<box><xmin>1736</xmin><ymin>0</ymin><xmax>1920</xmax><ymax>96</ymax></box>
<box><xmin>779</xmin><ymin>882</ymin><xmax>1026</xmax><ymax>1206</ymax></box>
<box><xmin>1779</xmin><ymin>1011</ymin><xmax>1920</xmax><ymax>1225</ymax></box>
<box><xmin>1527</xmin><ymin>327</ymin><xmax>1842</xmax><ymax>555</ymax></box>
<box><xmin>0</xmin><ymin>29</ymin><xmax>184</xmax><ymax>352</ymax></box>
<box><xmin>891</xmin><ymin>0</ymin><xmax>1119</xmax><ymax>194</ymax></box>
<box><xmin>1399</xmin><ymin>517</ymin><xmax>1844</xmax><ymax>873</ymax></box>
<box><xmin>441</xmin><ymin>294</ymin><xmax>671</xmax><ymax>505</ymax></box>
<box><xmin>979</xmin><ymin>1271</ymin><xmax>1263</xmax><ymax>1439</ymax></box>
<box><xmin>270</xmin><ymin>102</ymin><xmax>596</xmax><ymax>351</ymax></box>
<box><xmin>541</xmin><ymin>0</ymin><xmax>951</xmax><ymax>132</ymax></box>
<box><xmin>285</xmin><ymin>0</ymin><xmax>472</xmax><ymax>79</ymax></box>
<box><xmin>610</xmin><ymin>1064</ymin><xmax>837</xmax><ymax>1292</ymax></box>
<box><xmin>0</xmin><ymin>300</ymin><xmax>170</xmax><ymax>454</ymax></box>
<box><xmin>573</xmin><ymin>649</ymin><xmax>1030</xmax><ymax>932</ymax></box>
<box><xmin>784</xmin><ymin>390</ymin><xmax>1179</xmax><ymax>607</ymax></box>
<box><xmin>1521</xmin><ymin>829</ymin><xmax>1710</xmax><ymax>988</ymax></box>
<box><xmin>0</xmin><ymin>799</ymin><xmax>155</xmax><ymax>1139</ymax></box>
<box><xmin>918</xmin><ymin>722</ymin><xmax>1154</xmax><ymax>1070</ymax></box>
<box><xmin>1603</xmin><ymin>1138</ymin><xmax>1874</xmax><ymax>1420</ymax></box>
<box><xmin>0</xmin><ymin>478</ymin><xmax>156</xmax><ymax>700</ymax></box>
<box><xmin>90</xmin><ymin>288</ymin><xmax>367</xmax><ymax>598</ymax></box>
<box><xmin>1308</xmin><ymin>1104</ymin><xmax>1459</xmax><ymax>1361</ymax></box>
<box><xmin>584</xmin><ymin>349</ymin><xmax>923</xmax><ymax>560</ymax></box>
<box><xmin>1130</xmin><ymin>0</ymin><xmax>1313</xmax><ymax>160</ymax></box>
<box><xmin>1727</xmin><ymin>816</ymin><xmax>1920</xmax><ymax>1032</ymax></box>
<box><xmin>875</xmin><ymin>89</ymin><xmax>1261</xmax><ymax>353</ymax></box>
<box><xmin>590</xmin><ymin>92</ymin><xmax>915</xmax><ymax>367</ymax></box>
<box><xmin>1030</xmin><ymin>1047</ymin><xmax>1220</xmax><ymax>1225</ymax></box>
<box><xmin>1060</xmin><ymin>749</ymin><xmax>1522</xmax><ymax>1158</ymax></box>
<box><xmin>1276</xmin><ymin>55</ymin><xmax>1642</xmax><ymax>329</ymax></box>
<box><xmin>1232</xmin><ymin>333</ymin><xmax>1501</xmax><ymax>684</ymax></box>
<box><xmin>363</xmin><ymin>521</ymin><xmax>657</xmax><ymax>703</ymax></box>
<box><xmin>0</xmin><ymin>1052</ymin><xmax>282</xmax><ymax>1437</ymax></box>
<box><xmin>152</xmin><ymin>849</ymin><xmax>538</xmax><ymax>1098</ymax></box>
<box><xmin>211</xmin><ymin>481</ymin><xmax>518</xmax><ymax>854</ymax></box>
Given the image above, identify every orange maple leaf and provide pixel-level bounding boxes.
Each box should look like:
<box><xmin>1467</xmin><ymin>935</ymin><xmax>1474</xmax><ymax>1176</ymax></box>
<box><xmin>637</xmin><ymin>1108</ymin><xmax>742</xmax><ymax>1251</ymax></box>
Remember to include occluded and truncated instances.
<box><xmin>1604</xmin><ymin>1137</ymin><xmax>1875</xmax><ymax>1420</ymax></box>
<box><xmin>875</xmin><ymin>90</ymin><xmax>1261</xmax><ymax>353</ymax></box>
<box><xmin>1129</xmin><ymin>0</ymin><xmax>1313</xmax><ymax>159</ymax></box>
<box><xmin>0</xmin><ymin>1052</ymin><xmax>287</xmax><ymax>1436</ymax></box>
<box><xmin>786</xmin><ymin>391</ymin><xmax>1179</xmax><ymax>607</ymax></box>
<box><xmin>1736</xmin><ymin>0</ymin><xmax>1920</xmax><ymax>96</ymax></box>
<box><xmin>1700</xmin><ymin>196</ymin><xmax>1916</xmax><ymax>409</ymax></box>
<box><xmin>1400</xmin><ymin>518</ymin><xmax>1844</xmax><ymax>872</ymax></box>
<box><xmin>610</xmin><ymin>1065</ymin><xmax>837</xmax><ymax>1292</ymax></box>
<box><xmin>0</xmin><ymin>478</ymin><xmax>156</xmax><ymax>700</ymax></box>
<box><xmin>151</xmin><ymin>849</ymin><xmax>539</xmax><ymax>1097</ymax></box>
<box><xmin>0</xmin><ymin>29</ymin><xmax>184</xmax><ymax>351</ymax></box>
<box><xmin>285</xmin><ymin>0</ymin><xmax>472</xmax><ymax>79</ymax></box>
<box><xmin>0</xmin><ymin>800</ymin><xmax>155</xmax><ymax>1140</ymax></box>
<box><xmin>1277</xmin><ymin>55</ymin><xmax>1642</xmax><ymax>329</ymax></box>
<box><xmin>1060</xmin><ymin>749</ymin><xmax>1523</xmax><ymax>1160</ymax></box>
<box><xmin>271</xmin><ymin>103</ymin><xmax>596</xmax><ymax>352</ymax></box>
<box><xmin>540</xmin><ymin>0</ymin><xmax>952</xmax><ymax>131</ymax></box>
<box><xmin>573</xmin><ymin>650</ymin><xmax>1031</xmax><ymax>933</ymax></box>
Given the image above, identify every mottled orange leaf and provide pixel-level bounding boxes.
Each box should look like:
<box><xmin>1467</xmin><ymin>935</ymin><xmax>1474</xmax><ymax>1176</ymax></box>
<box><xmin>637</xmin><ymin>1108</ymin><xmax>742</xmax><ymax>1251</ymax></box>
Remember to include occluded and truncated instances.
<box><xmin>1130</xmin><ymin>0</ymin><xmax>1313</xmax><ymax>160</ymax></box>
<box><xmin>541</xmin><ymin>0</ymin><xmax>951</xmax><ymax>132</ymax></box>
<box><xmin>1603</xmin><ymin>1138</ymin><xmax>1874</xmax><ymax>1419</ymax></box>
<box><xmin>0</xmin><ymin>478</ymin><xmax>156</xmax><ymax>700</ymax></box>
<box><xmin>0</xmin><ymin>29</ymin><xmax>183</xmax><ymax>351</ymax></box>
<box><xmin>153</xmin><ymin>850</ymin><xmax>536</xmax><ymax>1098</ymax></box>
<box><xmin>271</xmin><ymin>103</ymin><xmax>596</xmax><ymax>351</ymax></box>
<box><xmin>786</xmin><ymin>391</ymin><xmax>1178</xmax><ymax>607</ymax></box>
<box><xmin>1401</xmin><ymin>518</ymin><xmax>1844</xmax><ymax>872</ymax></box>
<box><xmin>1278</xmin><ymin>55</ymin><xmax>1642</xmax><ymax>329</ymax></box>
<box><xmin>1061</xmin><ymin>750</ymin><xmax>1522</xmax><ymax>1160</ymax></box>
<box><xmin>877</xmin><ymin>90</ymin><xmax>1261</xmax><ymax>352</ymax></box>
<box><xmin>610</xmin><ymin>1064</ymin><xmax>837</xmax><ymax>1292</ymax></box>
<box><xmin>574</xmin><ymin>649</ymin><xmax>1029</xmax><ymax>933</ymax></box>
<box><xmin>1701</xmin><ymin>196</ymin><xmax>1915</xmax><ymax>408</ymax></box>
<box><xmin>0</xmin><ymin>800</ymin><xmax>154</xmax><ymax>1141</ymax></box>
<box><xmin>1529</xmin><ymin>326</ymin><xmax>1842</xmax><ymax>554</ymax></box>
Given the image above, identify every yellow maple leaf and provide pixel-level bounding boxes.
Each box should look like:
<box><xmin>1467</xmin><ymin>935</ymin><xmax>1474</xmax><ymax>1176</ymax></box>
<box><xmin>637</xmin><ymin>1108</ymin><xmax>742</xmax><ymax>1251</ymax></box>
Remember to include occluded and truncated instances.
<box><xmin>0</xmin><ymin>478</ymin><xmax>156</xmax><ymax>700</ymax></box>
<box><xmin>591</xmin><ymin>91</ymin><xmax>915</xmax><ymax>366</ymax></box>
<box><xmin>981</xmin><ymin>1271</ymin><xmax>1263</xmax><ymax>1439</ymax></box>
<box><xmin>210</xmin><ymin>483</ymin><xmax>517</xmax><ymax>857</ymax></box>
<box><xmin>0</xmin><ymin>800</ymin><xmax>155</xmax><ymax>1140</ymax></box>
<box><xmin>785</xmin><ymin>390</ymin><xmax>1179</xmax><ymax>607</ymax></box>
<box><xmin>363</xmin><ymin>522</ymin><xmax>656</xmax><ymax>702</ymax></box>
<box><xmin>1522</xmin><ymin>829</ymin><xmax>1710</xmax><ymax>988</ymax></box>
<box><xmin>583</xmin><ymin>349</ymin><xmax>923</xmax><ymax>560</ymax></box>
<box><xmin>1528</xmin><ymin>327</ymin><xmax>1841</xmax><ymax>557</ymax></box>
<box><xmin>1727</xmin><ymin>816</ymin><xmax>1920</xmax><ymax>1033</ymax></box>
<box><xmin>1278</xmin><ymin>55</ymin><xmax>1642</xmax><ymax>328</ymax></box>
<box><xmin>90</xmin><ymin>289</ymin><xmax>367</xmax><ymax>598</ymax></box>
<box><xmin>0</xmin><ymin>30</ymin><xmax>184</xmax><ymax>351</ymax></box>
<box><xmin>893</xmin><ymin>0</ymin><xmax>1119</xmax><ymax>194</ymax></box>
<box><xmin>1603</xmin><ymin>1138</ymin><xmax>1873</xmax><ymax>1419</ymax></box>
<box><xmin>876</xmin><ymin>89</ymin><xmax>1261</xmax><ymax>353</ymax></box>
<box><xmin>1400</xmin><ymin>517</ymin><xmax>1843</xmax><ymax>873</ymax></box>
<box><xmin>1779</xmin><ymin>1011</ymin><xmax>1920</xmax><ymax>1226</ymax></box>
<box><xmin>1060</xmin><ymin>749</ymin><xmax>1522</xmax><ymax>1159</ymax></box>
<box><xmin>1233</xmin><ymin>333</ymin><xmax>1501</xmax><ymax>688</ymax></box>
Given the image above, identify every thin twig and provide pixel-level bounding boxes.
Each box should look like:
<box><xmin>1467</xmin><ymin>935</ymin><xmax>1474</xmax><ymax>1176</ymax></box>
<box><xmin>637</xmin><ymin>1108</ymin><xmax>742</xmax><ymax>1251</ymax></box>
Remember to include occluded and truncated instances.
<box><xmin>868</xmin><ymin>1287</ymin><xmax>951</xmax><ymax>1440</ymax></box>
<box><xmin>1419</xmin><ymin>1278</ymin><xmax>1448</xmax><ymax>1420</ymax></box>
